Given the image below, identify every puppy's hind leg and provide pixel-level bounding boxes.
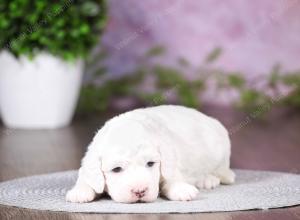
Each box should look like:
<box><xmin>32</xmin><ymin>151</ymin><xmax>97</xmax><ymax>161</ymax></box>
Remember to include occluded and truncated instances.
<box><xmin>213</xmin><ymin>161</ymin><xmax>235</xmax><ymax>185</ymax></box>
<box><xmin>196</xmin><ymin>174</ymin><xmax>221</xmax><ymax>189</ymax></box>
<box><xmin>196</xmin><ymin>167</ymin><xmax>234</xmax><ymax>189</ymax></box>
<box><xmin>216</xmin><ymin>168</ymin><xmax>235</xmax><ymax>184</ymax></box>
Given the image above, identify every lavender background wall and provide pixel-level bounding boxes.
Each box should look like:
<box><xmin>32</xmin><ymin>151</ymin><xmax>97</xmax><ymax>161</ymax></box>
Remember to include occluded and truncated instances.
<box><xmin>89</xmin><ymin>0</ymin><xmax>300</xmax><ymax>104</ymax></box>
<box><xmin>99</xmin><ymin>0</ymin><xmax>300</xmax><ymax>74</ymax></box>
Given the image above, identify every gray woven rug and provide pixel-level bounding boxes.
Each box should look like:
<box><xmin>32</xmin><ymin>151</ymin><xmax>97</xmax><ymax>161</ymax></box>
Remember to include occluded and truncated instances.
<box><xmin>0</xmin><ymin>169</ymin><xmax>299</xmax><ymax>213</ymax></box>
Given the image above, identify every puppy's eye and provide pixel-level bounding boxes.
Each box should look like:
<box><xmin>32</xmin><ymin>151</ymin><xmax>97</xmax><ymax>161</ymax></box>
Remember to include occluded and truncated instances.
<box><xmin>111</xmin><ymin>167</ymin><xmax>123</xmax><ymax>173</ymax></box>
<box><xmin>146</xmin><ymin>161</ymin><xmax>155</xmax><ymax>167</ymax></box>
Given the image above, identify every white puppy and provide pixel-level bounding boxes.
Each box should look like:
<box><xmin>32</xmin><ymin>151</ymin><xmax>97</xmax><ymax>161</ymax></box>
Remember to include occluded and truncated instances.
<box><xmin>66</xmin><ymin>105</ymin><xmax>235</xmax><ymax>203</ymax></box>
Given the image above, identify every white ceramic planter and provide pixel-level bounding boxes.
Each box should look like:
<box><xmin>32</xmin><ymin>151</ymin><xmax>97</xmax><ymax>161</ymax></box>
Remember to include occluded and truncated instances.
<box><xmin>0</xmin><ymin>51</ymin><xmax>84</xmax><ymax>129</ymax></box>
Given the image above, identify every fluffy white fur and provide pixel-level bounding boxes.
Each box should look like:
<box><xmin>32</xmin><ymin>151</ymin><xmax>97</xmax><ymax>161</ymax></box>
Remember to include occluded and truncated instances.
<box><xmin>66</xmin><ymin>105</ymin><xmax>235</xmax><ymax>203</ymax></box>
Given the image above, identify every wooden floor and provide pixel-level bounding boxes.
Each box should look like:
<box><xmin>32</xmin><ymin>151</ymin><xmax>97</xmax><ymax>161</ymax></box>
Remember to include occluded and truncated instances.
<box><xmin>0</xmin><ymin>106</ymin><xmax>300</xmax><ymax>220</ymax></box>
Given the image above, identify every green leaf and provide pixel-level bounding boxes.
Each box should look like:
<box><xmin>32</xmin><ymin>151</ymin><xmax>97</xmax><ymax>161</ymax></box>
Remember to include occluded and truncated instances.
<box><xmin>9</xmin><ymin>2</ymin><xmax>18</xmax><ymax>12</ymax></box>
<box><xmin>177</xmin><ymin>84</ymin><xmax>199</xmax><ymax>108</ymax></box>
<box><xmin>28</xmin><ymin>14</ymin><xmax>38</xmax><ymax>24</ymax></box>
<box><xmin>177</xmin><ymin>57</ymin><xmax>190</xmax><ymax>67</ymax></box>
<box><xmin>154</xmin><ymin>65</ymin><xmax>185</xmax><ymax>88</ymax></box>
<box><xmin>56</xmin><ymin>31</ymin><xmax>65</xmax><ymax>39</ymax></box>
<box><xmin>237</xmin><ymin>89</ymin><xmax>270</xmax><ymax>112</ymax></box>
<box><xmin>205</xmin><ymin>47</ymin><xmax>222</xmax><ymax>63</ymax></box>
<box><xmin>70</xmin><ymin>29</ymin><xmax>80</xmax><ymax>37</ymax></box>
<box><xmin>94</xmin><ymin>66</ymin><xmax>107</xmax><ymax>76</ymax></box>
<box><xmin>51</xmin><ymin>3</ymin><xmax>62</xmax><ymax>15</ymax></box>
<box><xmin>139</xmin><ymin>92</ymin><xmax>166</xmax><ymax>105</ymax></box>
<box><xmin>55</xmin><ymin>19</ymin><xmax>65</xmax><ymax>27</ymax></box>
<box><xmin>79</xmin><ymin>24</ymin><xmax>90</xmax><ymax>34</ymax></box>
<box><xmin>81</xmin><ymin>2</ymin><xmax>100</xmax><ymax>16</ymax></box>
<box><xmin>281</xmin><ymin>89</ymin><xmax>300</xmax><ymax>108</ymax></box>
<box><xmin>281</xmin><ymin>73</ymin><xmax>300</xmax><ymax>86</ymax></box>
<box><xmin>227</xmin><ymin>73</ymin><xmax>245</xmax><ymax>88</ymax></box>
<box><xmin>240</xmin><ymin>90</ymin><xmax>260</xmax><ymax>104</ymax></box>
<box><xmin>146</xmin><ymin>46</ymin><xmax>165</xmax><ymax>57</ymax></box>
<box><xmin>36</xmin><ymin>1</ymin><xmax>47</xmax><ymax>11</ymax></box>
<box><xmin>192</xmin><ymin>79</ymin><xmax>205</xmax><ymax>90</ymax></box>
<box><xmin>269</xmin><ymin>64</ymin><xmax>281</xmax><ymax>87</ymax></box>
<box><xmin>0</xmin><ymin>18</ymin><xmax>9</xmax><ymax>28</ymax></box>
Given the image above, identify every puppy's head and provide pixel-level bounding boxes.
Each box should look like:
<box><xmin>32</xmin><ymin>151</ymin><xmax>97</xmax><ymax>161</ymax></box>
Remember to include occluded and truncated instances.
<box><xmin>81</xmin><ymin>115</ymin><xmax>175</xmax><ymax>203</ymax></box>
<box><xmin>102</xmin><ymin>143</ymin><xmax>160</xmax><ymax>203</ymax></box>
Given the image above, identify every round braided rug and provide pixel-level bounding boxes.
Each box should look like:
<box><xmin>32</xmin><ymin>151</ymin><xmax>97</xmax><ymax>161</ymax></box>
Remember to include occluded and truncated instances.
<box><xmin>0</xmin><ymin>169</ymin><xmax>299</xmax><ymax>213</ymax></box>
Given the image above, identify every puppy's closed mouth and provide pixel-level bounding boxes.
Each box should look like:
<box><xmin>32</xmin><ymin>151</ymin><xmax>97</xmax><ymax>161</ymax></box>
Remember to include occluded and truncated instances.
<box><xmin>136</xmin><ymin>200</ymin><xmax>150</xmax><ymax>203</ymax></box>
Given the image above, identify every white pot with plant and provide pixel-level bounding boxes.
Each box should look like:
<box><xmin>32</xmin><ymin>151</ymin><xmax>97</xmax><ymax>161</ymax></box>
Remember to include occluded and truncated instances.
<box><xmin>0</xmin><ymin>0</ymin><xmax>106</xmax><ymax>128</ymax></box>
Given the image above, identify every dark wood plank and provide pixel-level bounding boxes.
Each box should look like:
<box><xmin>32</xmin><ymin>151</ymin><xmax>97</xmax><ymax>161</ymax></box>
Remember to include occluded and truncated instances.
<box><xmin>0</xmin><ymin>106</ymin><xmax>299</xmax><ymax>220</ymax></box>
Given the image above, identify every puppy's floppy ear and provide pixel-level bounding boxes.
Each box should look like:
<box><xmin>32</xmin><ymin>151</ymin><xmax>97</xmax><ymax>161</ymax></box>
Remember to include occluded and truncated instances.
<box><xmin>78</xmin><ymin>125</ymin><xmax>109</xmax><ymax>194</ymax></box>
<box><xmin>158</xmin><ymin>140</ymin><xmax>177</xmax><ymax>181</ymax></box>
<box><xmin>79</xmin><ymin>145</ymin><xmax>105</xmax><ymax>193</ymax></box>
<box><xmin>149</xmin><ymin>120</ymin><xmax>178</xmax><ymax>181</ymax></box>
<box><xmin>135</xmin><ymin>113</ymin><xmax>178</xmax><ymax>180</ymax></box>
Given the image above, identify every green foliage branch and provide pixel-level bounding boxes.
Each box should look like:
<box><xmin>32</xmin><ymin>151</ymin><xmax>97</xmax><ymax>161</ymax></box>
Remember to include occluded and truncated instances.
<box><xmin>78</xmin><ymin>46</ymin><xmax>300</xmax><ymax>114</ymax></box>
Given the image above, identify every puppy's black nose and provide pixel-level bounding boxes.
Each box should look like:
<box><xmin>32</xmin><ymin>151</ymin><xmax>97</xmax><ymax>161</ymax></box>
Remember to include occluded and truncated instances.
<box><xmin>131</xmin><ymin>187</ymin><xmax>148</xmax><ymax>198</ymax></box>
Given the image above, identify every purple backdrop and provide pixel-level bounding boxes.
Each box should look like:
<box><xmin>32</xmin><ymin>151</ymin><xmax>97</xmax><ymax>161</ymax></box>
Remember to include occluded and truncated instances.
<box><xmin>100</xmin><ymin>0</ymin><xmax>300</xmax><ymax>76</ymax></box>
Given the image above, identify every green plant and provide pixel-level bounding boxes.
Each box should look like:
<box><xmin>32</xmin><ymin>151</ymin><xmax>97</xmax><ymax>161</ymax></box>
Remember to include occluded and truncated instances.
<box><xmin>0</xmin><ymin>0</ymin><xmax>107</xmax><ymax>61</ymax></box>
<box><xmin>205</xmin><ymin>47</ymin><xmax>222</xmax><ymax>63</ymax></box>
<box><xmin>77</xmin><ymin>46</ymin><xmax>207</xmax><ymax>114</ymax></box>
<box><xmin>216</xmin><ymin>66</ymin><xmax>300</xmax><ymax>113</ymax></box>
<box><xmin>77</xmin><ymin>46</ymin><xmax>300</xmax><ymax>115</ymax></box>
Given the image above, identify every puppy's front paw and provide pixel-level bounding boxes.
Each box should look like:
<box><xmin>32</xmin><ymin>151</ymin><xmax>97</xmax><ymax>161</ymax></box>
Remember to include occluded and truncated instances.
<box><xmin>66</xmin><ymin>184</ymin><xmax>96</xmax><ymax>203</ymax></box>
<box><xmin>163</xmin><ymin>182</ymin><xmax>199</xmax><ymax>201</ymax></box>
